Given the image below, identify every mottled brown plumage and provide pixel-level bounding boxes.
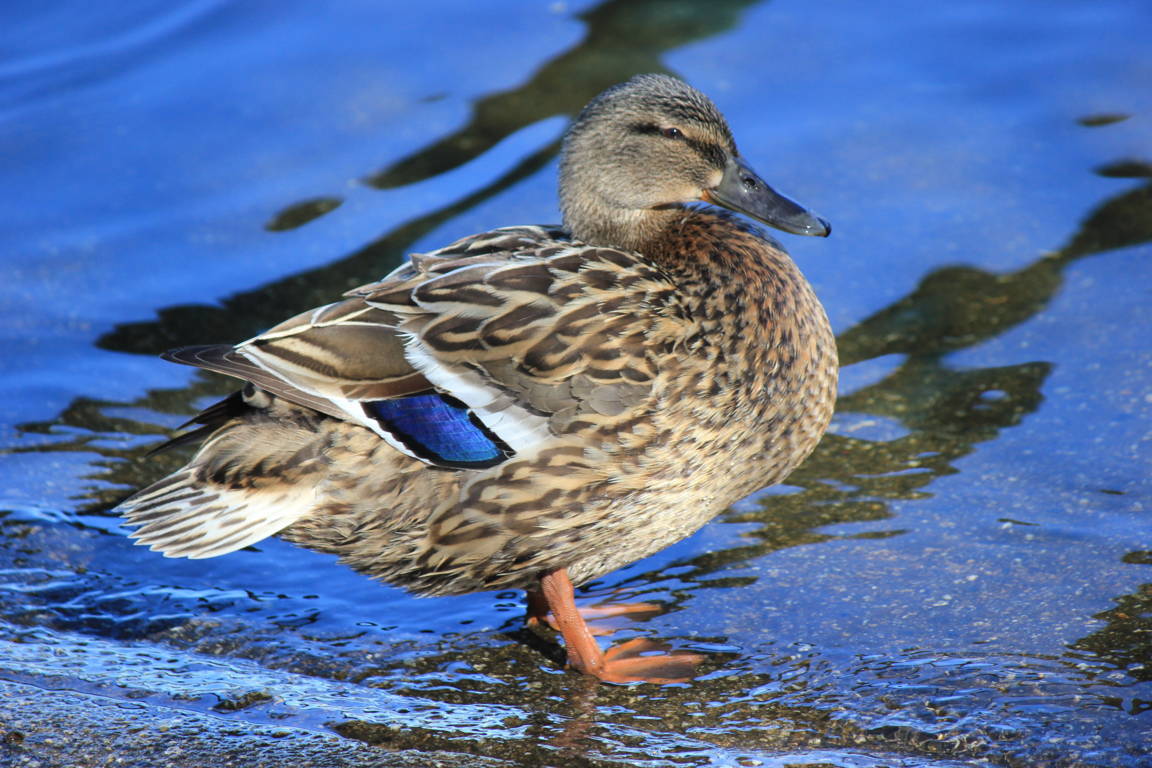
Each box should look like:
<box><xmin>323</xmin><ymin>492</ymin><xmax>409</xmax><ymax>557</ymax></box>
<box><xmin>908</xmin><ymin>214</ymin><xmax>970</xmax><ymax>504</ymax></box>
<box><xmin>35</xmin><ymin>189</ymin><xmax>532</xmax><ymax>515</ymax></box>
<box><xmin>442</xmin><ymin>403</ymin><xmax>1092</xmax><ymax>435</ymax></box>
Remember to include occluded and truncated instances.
<box><xmin>119</xmin><ymin>74</ymin><xmax>836</xmax><ymax>683</ymax></box>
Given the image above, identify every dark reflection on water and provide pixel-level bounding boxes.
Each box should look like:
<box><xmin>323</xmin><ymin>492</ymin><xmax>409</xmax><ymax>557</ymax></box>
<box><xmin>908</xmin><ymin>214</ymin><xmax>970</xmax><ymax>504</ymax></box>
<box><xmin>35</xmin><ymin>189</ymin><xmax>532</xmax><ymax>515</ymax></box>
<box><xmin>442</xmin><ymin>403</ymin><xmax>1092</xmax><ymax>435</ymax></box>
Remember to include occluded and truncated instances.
<box><xmin>361</xmin><ymin>0</ymin><xmax>758</xmax><ymax>190</ymax></box>
<box><xmin>264</xmin><ymin>197</ymin><xmax>344</xmax><ymax>232</ymax></box>
<box><xmin>1073</xmin><ymin>549</ymin><xmax>1152</xmax><ymax>696</ymax></box>
<box><xmin>3</xmin><ymin>0</ymin><xmax>1152</xmax><ymax>766</ymax></box>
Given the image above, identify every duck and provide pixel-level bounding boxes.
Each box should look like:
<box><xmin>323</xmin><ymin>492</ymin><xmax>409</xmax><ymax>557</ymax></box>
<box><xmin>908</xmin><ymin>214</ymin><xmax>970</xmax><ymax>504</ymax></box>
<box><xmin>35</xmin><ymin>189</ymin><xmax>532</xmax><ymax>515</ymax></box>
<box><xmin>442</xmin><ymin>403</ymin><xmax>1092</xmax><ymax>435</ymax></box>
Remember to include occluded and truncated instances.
<box><xmin>120</xmin><ymin>74</ymin><xmax>837</xmax><ymax>683</ymax></box>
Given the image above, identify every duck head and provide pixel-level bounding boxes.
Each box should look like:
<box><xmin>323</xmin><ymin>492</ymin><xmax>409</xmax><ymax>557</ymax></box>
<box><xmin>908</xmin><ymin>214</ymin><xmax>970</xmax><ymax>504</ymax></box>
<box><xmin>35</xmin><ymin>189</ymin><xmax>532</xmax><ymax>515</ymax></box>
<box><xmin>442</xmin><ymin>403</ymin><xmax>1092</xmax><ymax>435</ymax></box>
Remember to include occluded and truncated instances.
<box><xmin>559</xmin><ymin>73</ymin><xmax>830</xmax><ymax>251</ymax></box>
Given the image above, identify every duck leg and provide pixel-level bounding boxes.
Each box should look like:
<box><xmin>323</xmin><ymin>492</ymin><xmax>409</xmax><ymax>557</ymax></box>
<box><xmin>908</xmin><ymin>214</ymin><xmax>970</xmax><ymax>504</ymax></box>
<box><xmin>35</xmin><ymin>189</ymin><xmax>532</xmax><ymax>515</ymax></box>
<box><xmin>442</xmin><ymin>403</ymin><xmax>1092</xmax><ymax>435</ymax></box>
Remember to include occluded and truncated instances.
<box><xmin>537</xmin><ymin>568</ymin><xmax>703</xmax><ymax>683</ymax></box>
<box><xmin>525</xmin><ymin>585</ymin><xmax>661</xmax><ymax>636</ymax></box>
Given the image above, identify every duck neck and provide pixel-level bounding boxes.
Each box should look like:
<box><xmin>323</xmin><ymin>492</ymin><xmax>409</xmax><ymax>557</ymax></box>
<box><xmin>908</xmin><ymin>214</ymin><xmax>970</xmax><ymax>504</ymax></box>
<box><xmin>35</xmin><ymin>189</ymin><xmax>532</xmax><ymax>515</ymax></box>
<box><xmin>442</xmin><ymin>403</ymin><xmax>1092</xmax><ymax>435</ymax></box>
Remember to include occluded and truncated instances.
<box><xmin>565</xmin><ymin>203</ymin><xmax>685</xmax><ymax>254</ymax></box>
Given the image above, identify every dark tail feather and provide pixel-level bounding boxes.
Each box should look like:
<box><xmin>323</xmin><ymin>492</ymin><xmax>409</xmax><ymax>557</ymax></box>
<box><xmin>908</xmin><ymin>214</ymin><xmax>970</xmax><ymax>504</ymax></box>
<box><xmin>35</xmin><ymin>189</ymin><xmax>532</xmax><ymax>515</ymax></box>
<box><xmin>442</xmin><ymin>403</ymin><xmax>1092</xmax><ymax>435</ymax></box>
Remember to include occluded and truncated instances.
<box><xmin>161</xmin><ymin>344</ymin><xmax>237</xmax><ymax>368</ymax></box>
<box><xmin>146</xmin><ymin>392</ymin><xmax>246</xmax><ymax>457</ymax></box>
<box><xmin>177</xmin><ymin>390</ymin><xmax>245</xmax><ymax>430</ymax></box>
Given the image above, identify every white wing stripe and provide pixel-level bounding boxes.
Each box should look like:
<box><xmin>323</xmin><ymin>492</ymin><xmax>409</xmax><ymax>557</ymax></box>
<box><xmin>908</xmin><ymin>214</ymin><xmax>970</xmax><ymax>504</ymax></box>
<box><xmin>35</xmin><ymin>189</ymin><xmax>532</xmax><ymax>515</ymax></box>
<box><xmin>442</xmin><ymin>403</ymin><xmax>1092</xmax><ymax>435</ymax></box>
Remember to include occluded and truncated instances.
<box><xmin>403</xmin><ymin>342</ymin><xmax>551</xmax><ymax>457</ymax></box>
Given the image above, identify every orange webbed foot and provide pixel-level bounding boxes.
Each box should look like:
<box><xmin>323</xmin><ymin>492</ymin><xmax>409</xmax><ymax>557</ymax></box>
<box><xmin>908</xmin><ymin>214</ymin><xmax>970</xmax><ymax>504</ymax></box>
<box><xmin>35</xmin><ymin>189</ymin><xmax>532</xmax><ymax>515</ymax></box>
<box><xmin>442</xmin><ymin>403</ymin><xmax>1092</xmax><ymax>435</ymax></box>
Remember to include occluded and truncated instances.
<box><xmin>594</xmin><ymin>638</ymin><xmax>704</xmax><ymax>684</ymax></box>
<box><xmin>535</xmin><ymin>569</ymin><xmax>704</xmax><ymax>684</ymax></box>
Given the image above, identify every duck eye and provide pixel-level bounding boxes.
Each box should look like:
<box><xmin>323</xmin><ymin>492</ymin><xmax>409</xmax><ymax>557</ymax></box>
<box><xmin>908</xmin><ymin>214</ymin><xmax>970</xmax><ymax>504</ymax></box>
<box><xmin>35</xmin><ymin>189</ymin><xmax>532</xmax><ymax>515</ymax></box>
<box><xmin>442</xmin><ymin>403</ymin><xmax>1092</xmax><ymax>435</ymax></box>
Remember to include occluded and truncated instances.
<box><xmin>661</xmin><ymin>127</ymin><xmax>684</xmax><ymax>140</ymax></box>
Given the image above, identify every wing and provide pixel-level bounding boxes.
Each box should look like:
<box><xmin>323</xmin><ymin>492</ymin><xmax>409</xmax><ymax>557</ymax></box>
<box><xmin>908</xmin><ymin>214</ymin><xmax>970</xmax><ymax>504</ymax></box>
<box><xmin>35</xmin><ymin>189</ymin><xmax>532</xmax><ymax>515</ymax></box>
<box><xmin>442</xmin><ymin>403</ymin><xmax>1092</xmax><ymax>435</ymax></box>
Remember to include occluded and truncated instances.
<box><xmin>164</xmin><ymin>225</ymin><xmax>688</xmax><ymax>470</ymax></box>
<box><xmin>355</xmin><ymin>227</ymin><xmax>689</xmax><ymax>444</ymax></box>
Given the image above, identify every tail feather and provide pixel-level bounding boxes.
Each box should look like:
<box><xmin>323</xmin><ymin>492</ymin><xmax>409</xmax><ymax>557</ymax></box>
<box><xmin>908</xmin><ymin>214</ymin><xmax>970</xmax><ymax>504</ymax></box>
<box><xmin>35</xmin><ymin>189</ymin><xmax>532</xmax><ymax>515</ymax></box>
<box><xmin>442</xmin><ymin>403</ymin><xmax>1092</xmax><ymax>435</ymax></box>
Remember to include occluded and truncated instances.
<box><xmin>146</xmin><ymin>393</ymin><xmax>246</xmax><ymax>457</ymax></box>
<box><xmin>122</xmin><ymin>469</ymin><xmax>314</xmax><ymax>559</ymax></box>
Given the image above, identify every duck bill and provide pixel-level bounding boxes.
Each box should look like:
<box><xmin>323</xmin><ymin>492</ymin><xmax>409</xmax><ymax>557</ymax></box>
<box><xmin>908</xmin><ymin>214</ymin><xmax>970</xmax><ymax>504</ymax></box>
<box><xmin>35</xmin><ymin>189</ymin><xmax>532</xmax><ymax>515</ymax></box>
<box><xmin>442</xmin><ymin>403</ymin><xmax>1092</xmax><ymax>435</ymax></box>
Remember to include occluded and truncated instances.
<box><xmin>705</xmin><ymin>156</ymin><xmax>830</xmax><ymax>237</ymax></box>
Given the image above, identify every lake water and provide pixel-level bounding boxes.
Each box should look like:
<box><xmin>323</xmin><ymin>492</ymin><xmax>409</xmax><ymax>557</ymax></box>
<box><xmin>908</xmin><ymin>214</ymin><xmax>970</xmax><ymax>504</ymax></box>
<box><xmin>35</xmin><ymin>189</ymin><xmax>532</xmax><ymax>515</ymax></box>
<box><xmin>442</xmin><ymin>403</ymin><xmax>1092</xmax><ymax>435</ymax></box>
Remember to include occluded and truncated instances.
<box><xmin>2</xmin><ymin>1</ymin><xmax>1150</xmax><ymax>766</ymax></box>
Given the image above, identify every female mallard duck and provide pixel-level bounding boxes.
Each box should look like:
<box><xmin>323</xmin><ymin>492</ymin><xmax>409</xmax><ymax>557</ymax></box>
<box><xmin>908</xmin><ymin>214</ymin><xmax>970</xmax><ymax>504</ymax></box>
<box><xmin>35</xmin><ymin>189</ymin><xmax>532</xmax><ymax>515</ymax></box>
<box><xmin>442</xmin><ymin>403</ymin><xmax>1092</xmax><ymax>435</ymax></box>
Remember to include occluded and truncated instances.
<box><xmin>121</xmin><ymin>74</ymin><xmax>837</xmax><ymax>683</ymax></box>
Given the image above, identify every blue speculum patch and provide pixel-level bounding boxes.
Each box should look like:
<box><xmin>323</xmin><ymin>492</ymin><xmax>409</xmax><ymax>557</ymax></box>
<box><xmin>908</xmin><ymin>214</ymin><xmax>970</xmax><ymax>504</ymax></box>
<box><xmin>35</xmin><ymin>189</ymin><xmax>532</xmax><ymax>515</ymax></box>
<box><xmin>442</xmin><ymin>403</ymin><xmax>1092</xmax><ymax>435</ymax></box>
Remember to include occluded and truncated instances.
<box><xmin>365</xmin><ymin>394</ymin><xmax>508</xmax><ymax>468</ymax></box>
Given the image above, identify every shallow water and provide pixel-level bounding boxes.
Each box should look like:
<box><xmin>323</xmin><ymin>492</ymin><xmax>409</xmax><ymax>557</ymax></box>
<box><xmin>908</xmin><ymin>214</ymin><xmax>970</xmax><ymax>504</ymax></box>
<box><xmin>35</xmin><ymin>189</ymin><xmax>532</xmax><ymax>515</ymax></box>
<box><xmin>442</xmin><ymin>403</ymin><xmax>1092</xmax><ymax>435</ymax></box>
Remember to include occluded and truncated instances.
<box><xmin>2</xmin><ymin>1</ymin><xmax>1151</xmax><ymax>766</ymax></box>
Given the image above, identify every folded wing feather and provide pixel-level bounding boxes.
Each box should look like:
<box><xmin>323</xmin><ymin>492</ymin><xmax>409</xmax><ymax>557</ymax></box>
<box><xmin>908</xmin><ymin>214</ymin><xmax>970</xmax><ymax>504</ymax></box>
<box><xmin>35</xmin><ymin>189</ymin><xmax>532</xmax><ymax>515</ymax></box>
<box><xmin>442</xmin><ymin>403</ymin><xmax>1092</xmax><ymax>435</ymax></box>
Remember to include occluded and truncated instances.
<box><xmin>123</xmin><ymin>226</ymin><xmax>686</xmax><ymax>558</ymax></box>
